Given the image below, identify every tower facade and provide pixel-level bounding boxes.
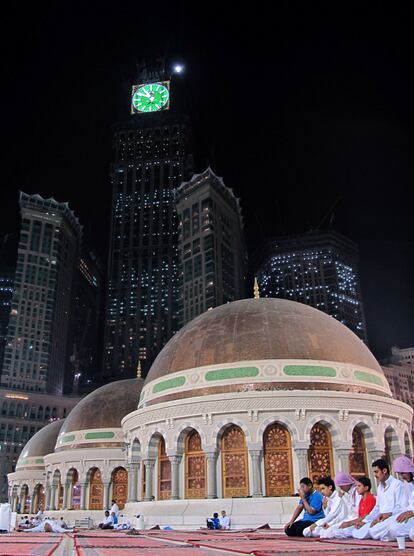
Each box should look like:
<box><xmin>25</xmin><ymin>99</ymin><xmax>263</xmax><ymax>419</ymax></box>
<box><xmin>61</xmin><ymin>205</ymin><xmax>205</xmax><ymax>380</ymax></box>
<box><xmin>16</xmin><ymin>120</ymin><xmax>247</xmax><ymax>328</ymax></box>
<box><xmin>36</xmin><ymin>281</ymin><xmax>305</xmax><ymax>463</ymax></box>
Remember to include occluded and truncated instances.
<box><xmin>255</xmin><ymin>230</ymin><xmax>367</xmax><ymax>341</ymax></box>
<box><xmin>176</xmin><ymin>168</ymin><xmax>246</xmax><ymax>325</ymax></box>
<box><xmin>1</xmin><ymin>193</ymin><xmax>82</xmax><ymax>394</ymax></box>
<box><xmin>104</xmin><ymin>64</ymin><xmax>193</xmax><ymax>378</ymax></box>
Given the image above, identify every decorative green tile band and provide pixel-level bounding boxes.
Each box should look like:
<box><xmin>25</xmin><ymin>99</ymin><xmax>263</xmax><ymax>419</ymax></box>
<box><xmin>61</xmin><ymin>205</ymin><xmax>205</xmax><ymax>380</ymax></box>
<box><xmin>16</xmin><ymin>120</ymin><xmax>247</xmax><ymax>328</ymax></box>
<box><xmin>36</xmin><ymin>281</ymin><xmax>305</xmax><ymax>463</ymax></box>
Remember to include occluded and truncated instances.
<box><xmin>283</xmin><ymin>365</ymin><xmax>336</xmax><ymax>377</ymax></box>
<box><xmin>17</xmin><ymin>457</ymin><xmax>44</xmax><ymax>467</ymax></box>
<box><xmin>61</xmin><ymin>434</ymin><xmax>75</xmax><ymax>443</ymax></box>
<box><xmin>17</xmin><ymin>459</ymin><xmax>28</xmax><ymax>467</ymax></box>
<box><xmin>85</xmin><ymin>431</ymin><xmax>115</xmax><ymax>440</ymax></box>
<box><xmin>153</xmin><ymin>376</ymin><xmax>186</xmax><ymax>394</ymax></box>
<box><xmin>354</xmin><ymin>370</ymin><xmax>383</xmax><ymax>386</ymax></box>
<box><xmin>205</xmin><ymin>367</ymin><xmax>259</xmax><ymax>381</ymax></box>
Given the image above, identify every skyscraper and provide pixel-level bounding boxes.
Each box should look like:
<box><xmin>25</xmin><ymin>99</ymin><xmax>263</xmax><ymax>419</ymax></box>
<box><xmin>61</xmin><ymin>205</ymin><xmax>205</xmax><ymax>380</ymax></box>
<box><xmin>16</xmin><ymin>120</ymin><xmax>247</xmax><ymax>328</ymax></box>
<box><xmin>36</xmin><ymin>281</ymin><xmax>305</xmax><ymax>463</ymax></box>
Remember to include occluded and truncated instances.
<box><xmin>1</xmin><ymin>193</ymin><xmax>82</xmax><ymax>394</ymax></box>
<box><xmin>255</xmin><ymin>230</ymin><xmax>367</xmax><ymax>341</ymax></box>
<box><xmin>176</xmin><ymin>167</ymin><xmax>246</xmax><ymax>325</ymax></box>
<box><xmin>104</xmin><ymin>63</ymin><xmax>193</xmax><ymax>378</ymax></box>
<box><xmin>69</xmin><ymin>250</ymin><xmax>102</xmax><ymax>393</ymax></box>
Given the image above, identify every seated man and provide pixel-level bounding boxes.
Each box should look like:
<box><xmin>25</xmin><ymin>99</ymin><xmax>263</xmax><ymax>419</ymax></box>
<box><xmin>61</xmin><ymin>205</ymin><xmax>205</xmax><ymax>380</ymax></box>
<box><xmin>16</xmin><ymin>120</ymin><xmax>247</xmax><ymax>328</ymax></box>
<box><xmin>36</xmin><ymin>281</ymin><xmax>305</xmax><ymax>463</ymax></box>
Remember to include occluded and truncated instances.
<box><xmin>334</xmin><ymin>472</ymin><xmax>360</xmax><ymax>519</ymax></box>
<box><xmin>325</xmin><ymin>476</ymin><xmax>376</xmax><ymax>538</ymax></box>
<box><xmin>352</xmin><ymin>458</ymin><xmax>406</xmax><ymax>541</ymax></box>
<box><xmin>285</xmin><ymin>477</ymin><xmax>324</xmax><ymax>537</ymax></box>
<box><xmin>206</xmin><ymin>512</ymin><xmax>221</xmax><ymax>530</ymax></box>
<box><xmin>303</xmin><ymin>477</ymin><xmax>347</xmax><ymax>537</ymax></box>
<box><xmin>219</xmin><ymin>510</ymin><xmax>230</xmax><ymax>530</ymax></box>
<box><xmin>393</xmin><ymin>455</ymin><xmax>414</xmax><ymax>500</ymax></box>
<box><xmin>388</xmin><ymin>480</ymin><xmax>414</xmax><ymax>541</ymax></box>
<box><xmin>99</xmin><ymin>510</ymin><xmax>114</xmax><ymax>529</ymax></box>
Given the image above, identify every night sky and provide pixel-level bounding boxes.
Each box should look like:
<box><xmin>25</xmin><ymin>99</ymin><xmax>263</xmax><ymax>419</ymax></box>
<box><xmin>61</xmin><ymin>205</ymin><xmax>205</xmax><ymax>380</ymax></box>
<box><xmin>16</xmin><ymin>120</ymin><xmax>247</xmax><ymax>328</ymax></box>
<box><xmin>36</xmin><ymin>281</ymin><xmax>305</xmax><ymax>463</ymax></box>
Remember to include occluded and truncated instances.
<box><xmin>2</xmin><ymin>3</ymin><xmax>413</xmax><ymax>358</ymax></box>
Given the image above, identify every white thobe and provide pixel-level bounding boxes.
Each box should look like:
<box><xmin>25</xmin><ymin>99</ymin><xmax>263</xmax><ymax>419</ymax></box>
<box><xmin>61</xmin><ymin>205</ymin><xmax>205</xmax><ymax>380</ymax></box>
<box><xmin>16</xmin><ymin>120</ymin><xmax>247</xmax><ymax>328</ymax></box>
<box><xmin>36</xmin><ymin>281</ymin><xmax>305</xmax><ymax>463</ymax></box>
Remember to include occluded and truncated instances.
<box><xmin>388</xmin><ymin>490</ymin><xmax>414</xmax><ymax>540</ymax></box>
<box><xmin>352</xmin><ymin>475</ymin><xmax>406</xmax><ymax>541</ymax></box>
<box><xmin>303</xmin><ymin>491</ymin><xmax>347</xmax><ymax>537</ymax></box>
<box><xmin>219</xmin><ymin>515</ymin><xmax>230</xmax><ymax>529</ymax></box>
<box><xmin>321</xmin><ymin>485</ymin><xmax>361</xmax><ymax>539</ymax></box>
<box><xmin>110</xmin><ymin>503</ymin><xmax>119</xmax><ymax>516</ymax></box>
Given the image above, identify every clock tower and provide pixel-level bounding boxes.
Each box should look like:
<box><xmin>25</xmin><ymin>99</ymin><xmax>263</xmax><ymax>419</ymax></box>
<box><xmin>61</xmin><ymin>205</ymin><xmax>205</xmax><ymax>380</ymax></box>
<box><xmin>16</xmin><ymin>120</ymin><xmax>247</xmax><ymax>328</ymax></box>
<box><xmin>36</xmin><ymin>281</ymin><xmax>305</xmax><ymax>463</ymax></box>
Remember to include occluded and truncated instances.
<box><xmin>103</xmin><ymin>60</ymin><xmax>193</xmax><ymax>379</ymax></box>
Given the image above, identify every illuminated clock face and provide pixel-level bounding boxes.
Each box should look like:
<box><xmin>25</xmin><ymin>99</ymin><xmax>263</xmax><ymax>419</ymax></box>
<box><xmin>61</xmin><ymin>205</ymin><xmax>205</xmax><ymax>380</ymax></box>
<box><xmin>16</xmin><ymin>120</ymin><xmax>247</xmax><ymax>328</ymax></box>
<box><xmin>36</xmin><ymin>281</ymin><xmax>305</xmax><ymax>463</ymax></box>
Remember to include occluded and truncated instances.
<box><xmin>131</xmin><ymin>82</ymin><xmax>170</xmax><ymax>114</ymax></box>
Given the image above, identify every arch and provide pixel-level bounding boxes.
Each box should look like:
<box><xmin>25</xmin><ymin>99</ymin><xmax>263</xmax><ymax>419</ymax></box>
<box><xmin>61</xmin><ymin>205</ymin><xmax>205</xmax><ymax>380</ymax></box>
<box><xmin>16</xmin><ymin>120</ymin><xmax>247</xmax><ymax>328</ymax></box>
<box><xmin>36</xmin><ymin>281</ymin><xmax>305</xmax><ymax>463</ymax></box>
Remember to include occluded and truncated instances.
<box><xmin>175</xmin><ymin>423</ymin><xmax>207</xmax><ymax>455</ymax></box>
<box><xmin>158</xmin><ymin>438</ymin><xmax>171</xmax><ymax>500</ymax></box>
<box><xmin>44</xmin><ymin>406</ymin><xmax>51</xmax><ymax>419</ymax></box>
<box><xmin>147</xmin><ymin>429</ymin><xmax>169</xmax><ymax>459</ymax></box>
<box><xmin>304</xmin><ymin>415</ymin><xmax>342</xmax><ymax>448</ymax></box>
<box><xmin>130</xmin><ymin>437</ymin><xmax>141</xmax><ymax>464</ymax></box>
<box><xmin>37</xmin><ymin>406</ymin><xmax>44</xmax><ymax>420</ymax></box>
<box><xmin>384</xmin><ymin>426</ymin><xmax>401</xmax><ymax>465</ymax></box>
<box><xmin>20</xmin><ymin>484</ymin><xmax>30</xmax><ymax>513</ymax></box>
<box><xmin>52</xmin><ymin>469</ymin><xmax>63</xmax><ymax>510</ymax></box>
<box><xmin>33</xmin><ymin>483</ymin><xmax>45</xmax><ymax>513</ymax></box>
<box><xmin>349</xmin><ymin>426</ymin><xmax>368</xmax><ymax>479</ymax></box>
<box><xmin>111</xmin><ymin>467</ymin><xmax>128</xmax><ymax>509</ymax></box>
<box><xmin>221</xmin><ymin>424</ymin><xmax>249</xmax><ymax>498</ymax></box>
<box><xmin>263</xmin><ymin>422</ymin><xmax>294</xmax><ymax>496</ymax></box>
<box><xmin>257</xmin><ymin>416</ymin><xmax>299</xmax><ymax>445</ymax></box>
<box><xmin>185</xmin><ymin>429</ymin><xmax>206</xmax><ymax>499</ymax></box>
<box><xmin>346</xmin><ymin>418</ymin><xmax>377</xmax><ymax>452</ymax></box>
<box><xmin>88</xmin><ymin>467</ymin><xmax>103</xmax><ymax>510</ymax></box>
<box><xmin>405</xmin><ymin>431</ymin><xmax>413</xmax><ymax>458</ymax></box>
<box><xmin>213</xmin><ymin>419</ymin><xmax>252</xmax><ymax>451</ymax></box>
<box><xmin>308</xmin><ymin>422</ymin><xmax>334</xmax><ymax>483</ymax></box>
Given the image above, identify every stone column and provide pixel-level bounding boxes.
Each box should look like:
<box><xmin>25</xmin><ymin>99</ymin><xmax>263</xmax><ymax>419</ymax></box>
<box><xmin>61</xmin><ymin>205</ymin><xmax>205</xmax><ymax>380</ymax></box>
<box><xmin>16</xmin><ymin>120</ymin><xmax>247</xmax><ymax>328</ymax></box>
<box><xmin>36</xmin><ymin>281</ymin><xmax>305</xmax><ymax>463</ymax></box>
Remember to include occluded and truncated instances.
<box><xmin>49</xmin><ymin>485</ymin><xmax>57</xmax><ymax>510</ymax></box>
<box><xmin>128</xmin><ymin>462</ymin><xmax>139</xmax><ymax>502</ymax></box>
<box><xmin>103</xmin><ymin>481</ymin><xmax>111</xmax><ymax>510</ymax></box>
<box><xmin>62</xmin><ymin>482</ymin><xmax>71</xmax><ymax>510</ymax></box>
<box><xmin>143</xmin><ymin>458</ymin><xmax>156</xmax><ymax>501</ymax></box>
<box><xmin>45</xmin><ymin>485</ymin><xmax>52</xmax><ymax>511</ymax></box>
<box><xmin>12</xmin><ymin>494</ymin><xmax>17</xmax><ymax>512</ymax></box>
<box><xmin>169</xmin><ymin>455</ymin><xmax>182</xmax><ymax>500</ymax></box>
<box><xmin>126</xmin><ymin>465</ymin><xmax>134</xmax><ymax>503</ymax></box>
<box><xmin>79</xmin><ymin>482</ymin><xmax>87</xmax><ymax>510</ymax></box>
<box><xmin>336</xmin><ymin>448</ymin><xmax>352</xmax><ymax>472</ymax></box>
<box><xmin>249</xmin><ymin>450</ymin><xmax>263</xmax><ymax>497</ymax></box>
<box><xmin>30</xmin><ymin>490</ymin><xmax>36</xmax><ymax>514</ymax></box>
<box><xmin>135</xmin><ymin>462</ymin><xmax>141</xmax><ymax>502</ymax></box>
<box><xmin>205</xmin><ymin>452</ymin><xmax>218</xmax><ymax>499</ymax></box>
<box><xmin>294</xmin><ymin>448</ymin><xmax>309</xmax><ymax>481</ymax></box>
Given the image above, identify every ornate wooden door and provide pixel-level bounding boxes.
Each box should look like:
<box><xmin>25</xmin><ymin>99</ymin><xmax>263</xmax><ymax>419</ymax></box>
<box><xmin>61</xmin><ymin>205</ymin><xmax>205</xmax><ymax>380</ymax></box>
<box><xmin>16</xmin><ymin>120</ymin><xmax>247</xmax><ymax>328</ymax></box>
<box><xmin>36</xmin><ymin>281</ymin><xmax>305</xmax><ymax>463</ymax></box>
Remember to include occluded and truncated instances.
<box><xmin>58</xmin><ymin>483</ymin><xmax>63</xmax><ymax>510</ymax></box>
<box><xmin>36</xmin><ymin>485</ymin><xmax>45</xmax><ymax>512</ymax></box>
<box><xmin>308</xmin><ymin>423</ymin><xmax>334</xmax><ymax>483</ymax></box>
<box><xmin>221</xmin><ymin>425</ymin><xmax>249</xmax><ymax>498</ymax></box>
<box><xmin>264</xmin><ymin>423</ymin><xmax>293</xmax><ymax>496</ymax></box>
<box><xmin>185</xmin><ymin>430</ymin><xmax>206</xmax><ymax>499</ymax></box>
<box><xmin>112</xmin><ymin>467</ymin><xmax>128</xmax><ymax>509</ymax></box>
<box><xmin>141</xmin><ymin>462</ymin><xmax>146</xmax><ymax>500</ymax></box>
<box><xmin>71</xmin><ymin>470</ymin><xmax>81</xmax><ymax>510</ymax></box>
<box><xmin>158</xmin><ymin>438</ymin><xmax>171</xmax><ymax>500</ymax></box>
<box><xmin>349</xmin><ymin>427</ymin><xmax>368</xmax><ymax>479</ymax></box>
<box><xmin>89</xmin><ymin>468</ymin><xmax>104</xmax><ymax>510</ymax></box>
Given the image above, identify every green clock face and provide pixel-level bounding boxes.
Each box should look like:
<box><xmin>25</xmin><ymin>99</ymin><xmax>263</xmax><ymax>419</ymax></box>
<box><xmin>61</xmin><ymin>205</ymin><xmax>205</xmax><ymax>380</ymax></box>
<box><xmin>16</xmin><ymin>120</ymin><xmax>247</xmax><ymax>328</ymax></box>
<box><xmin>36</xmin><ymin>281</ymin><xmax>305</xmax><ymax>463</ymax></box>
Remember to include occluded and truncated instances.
<box><xmin>131</xmin><ymin>81</ymin><xmax>170</xmax><ymax>114</ymax></box>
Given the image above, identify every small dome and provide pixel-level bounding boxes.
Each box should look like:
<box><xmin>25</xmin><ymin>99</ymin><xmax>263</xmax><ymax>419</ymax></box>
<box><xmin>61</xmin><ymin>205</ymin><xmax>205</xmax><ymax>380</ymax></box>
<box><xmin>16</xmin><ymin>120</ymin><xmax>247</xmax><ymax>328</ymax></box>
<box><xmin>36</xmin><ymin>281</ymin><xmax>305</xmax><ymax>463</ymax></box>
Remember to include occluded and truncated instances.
<box><xmin>146</xmin><ymin>298</ymin><xmax>382</xmax><ymax>383</ymax></box>
<box><xmin>55</xmin><ymin>378</ymin><xmax>143</xmax><ymax>451</ymax></box>
<box><xmin>17</xmin><ymin>420</ymin><xmax>64</xmax><ymax>468</ymax></box>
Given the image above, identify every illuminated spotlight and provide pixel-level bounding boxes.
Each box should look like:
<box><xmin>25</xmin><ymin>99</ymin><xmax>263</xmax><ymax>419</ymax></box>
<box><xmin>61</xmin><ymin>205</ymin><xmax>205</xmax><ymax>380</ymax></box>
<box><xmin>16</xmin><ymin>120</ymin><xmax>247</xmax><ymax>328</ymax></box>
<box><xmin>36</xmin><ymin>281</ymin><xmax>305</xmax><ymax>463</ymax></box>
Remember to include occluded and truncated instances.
<box><xmin>173</xmin><ymin>64</ymin><xmax>184</xmax><ymax>74</ymax></box>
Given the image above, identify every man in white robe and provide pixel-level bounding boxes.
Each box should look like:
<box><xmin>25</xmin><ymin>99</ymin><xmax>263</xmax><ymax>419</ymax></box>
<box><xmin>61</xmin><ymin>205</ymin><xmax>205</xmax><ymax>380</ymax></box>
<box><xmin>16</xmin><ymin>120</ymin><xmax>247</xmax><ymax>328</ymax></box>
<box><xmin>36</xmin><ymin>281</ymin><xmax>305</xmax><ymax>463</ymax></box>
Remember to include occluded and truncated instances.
<box><xmin>352</xmin><ymin>458</ymin><xmax>406</xmax><ymax>541</ymax></box>
<box><xmin>303</xmin><ymin>477</ymin><xmax>347</xmax><ymax>537</ymax></box>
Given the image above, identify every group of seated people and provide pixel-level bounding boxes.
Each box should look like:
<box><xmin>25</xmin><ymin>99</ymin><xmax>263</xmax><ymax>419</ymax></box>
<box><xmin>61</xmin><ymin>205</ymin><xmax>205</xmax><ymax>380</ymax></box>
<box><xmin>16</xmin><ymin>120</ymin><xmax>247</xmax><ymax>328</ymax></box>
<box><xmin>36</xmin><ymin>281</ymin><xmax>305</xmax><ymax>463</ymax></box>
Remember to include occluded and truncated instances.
<box><xmin>98</xmin><ymin>499</ymin><xmax>120</xmax><ymax>529</ymax></box>
<box><xmin>206</xmin><ymin>510</ymin><xmax>231</xmax><ymax>530</ymax></box>
<box><xmin>18</xmin><ymin>510</ymin><xmax>70</xmax><ymax>533</ymax></box>
<box><xmin>285</xmin><ymin>455</ymin><xmax>414</xmax><ymax>542</ymax></box>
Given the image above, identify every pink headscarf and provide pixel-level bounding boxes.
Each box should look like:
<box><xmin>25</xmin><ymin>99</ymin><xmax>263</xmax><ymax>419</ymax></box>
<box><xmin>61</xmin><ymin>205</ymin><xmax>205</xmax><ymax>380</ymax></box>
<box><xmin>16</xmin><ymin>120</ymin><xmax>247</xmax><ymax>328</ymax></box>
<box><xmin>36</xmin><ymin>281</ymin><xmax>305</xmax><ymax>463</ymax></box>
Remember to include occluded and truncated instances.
<box><xmin>393</xmin><ymin>455</ymin><xmax>414</xmax><ymax>474</ymax></box>
<box><xmin>334</xmin><ymin>472</ymin><xmax>356</xmax><ymax>486</ymax></box>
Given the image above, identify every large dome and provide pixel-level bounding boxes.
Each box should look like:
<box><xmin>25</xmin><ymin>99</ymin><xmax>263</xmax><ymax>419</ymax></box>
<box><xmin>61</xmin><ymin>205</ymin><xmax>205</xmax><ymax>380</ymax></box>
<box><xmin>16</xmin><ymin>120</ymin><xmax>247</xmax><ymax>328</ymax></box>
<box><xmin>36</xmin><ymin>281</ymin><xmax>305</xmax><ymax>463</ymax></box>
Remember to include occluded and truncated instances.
<box><xmin>17</xmin><ymin>420</ymin><xmax>64</xmax><ymax>469</ymax></box>
<box><xmin>147</xmin><ymin>298</ymin><xmax>381</xmax><ymax>381</ymax></box>
<box><xmin>139</xmin><ymin>299</ymin><xmax>389</xmax><ymax>407</ymax></box>
<box><xmin>56</xmin><ymin>378</ymin><xmax>143</xmax><ymax>451</ymax></box>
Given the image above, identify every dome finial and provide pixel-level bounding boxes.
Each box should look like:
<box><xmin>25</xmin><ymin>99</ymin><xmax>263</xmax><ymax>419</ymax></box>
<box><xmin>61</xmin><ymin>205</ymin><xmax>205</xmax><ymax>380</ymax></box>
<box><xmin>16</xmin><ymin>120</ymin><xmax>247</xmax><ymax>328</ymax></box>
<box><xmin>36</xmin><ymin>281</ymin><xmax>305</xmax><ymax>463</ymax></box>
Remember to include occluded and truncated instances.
<box><xmin>136</xmin><ymin>359</ymin><xmax>142</xmax><ymax>378</ymax></box>
<box><xmin>253</xmin><ymin>277</ymin><xmax>260</xmax><ymax>299</ymax></box>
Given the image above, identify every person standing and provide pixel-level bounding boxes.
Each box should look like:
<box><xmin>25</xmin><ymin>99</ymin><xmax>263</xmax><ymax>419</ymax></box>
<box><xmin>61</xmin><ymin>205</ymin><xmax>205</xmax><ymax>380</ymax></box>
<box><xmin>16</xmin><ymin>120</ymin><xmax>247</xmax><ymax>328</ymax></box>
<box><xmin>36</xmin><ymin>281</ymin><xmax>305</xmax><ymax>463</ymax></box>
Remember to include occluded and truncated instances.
<box><xmin>284</xmin><ymin>477</ymin><xmax>324</xmax><ymax>537</ymax></box>
<box><xmin>110</xmin><ymin>499</ymin><xmax>119</xmax><ymax>525</ymax></box>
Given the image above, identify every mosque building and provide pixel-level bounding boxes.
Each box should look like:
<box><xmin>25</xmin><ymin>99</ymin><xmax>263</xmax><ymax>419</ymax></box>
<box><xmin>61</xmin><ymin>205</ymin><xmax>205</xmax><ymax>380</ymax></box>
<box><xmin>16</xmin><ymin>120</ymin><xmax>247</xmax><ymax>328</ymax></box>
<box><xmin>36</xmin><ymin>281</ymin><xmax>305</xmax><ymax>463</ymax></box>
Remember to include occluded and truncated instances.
<box><xmin>7</xmin><ymin>297</ymin><xmax>413</xmax><ymax>528</ymax></box>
